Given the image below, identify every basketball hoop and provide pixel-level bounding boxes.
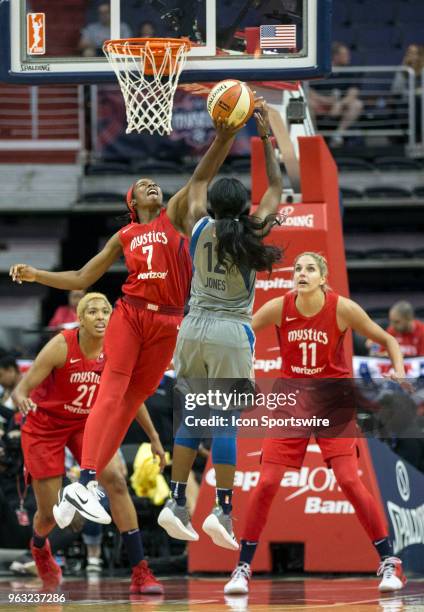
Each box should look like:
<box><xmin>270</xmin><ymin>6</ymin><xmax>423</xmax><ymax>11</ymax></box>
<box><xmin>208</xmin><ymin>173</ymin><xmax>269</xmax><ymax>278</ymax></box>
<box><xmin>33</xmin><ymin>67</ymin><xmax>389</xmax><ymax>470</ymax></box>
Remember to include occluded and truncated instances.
<box><xmin>103</xmin><ymin>37</ymin><xmax>192</xmax><ymax>135</ymax></box>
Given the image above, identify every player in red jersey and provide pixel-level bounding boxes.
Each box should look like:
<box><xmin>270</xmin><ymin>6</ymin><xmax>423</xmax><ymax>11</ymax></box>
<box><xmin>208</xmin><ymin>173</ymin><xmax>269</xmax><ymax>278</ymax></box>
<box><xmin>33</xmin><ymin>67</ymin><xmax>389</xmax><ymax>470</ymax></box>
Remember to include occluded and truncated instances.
<box><xmin>13</xmin><ymin>293</ymin><xmax>165</xmax><ymax>593</ymax></box>
<box><xmin>9</xmin><ymin>119</ymin><xmax>240</xmax><ymax>525</ymax></box>
<box><xmin>225</xmin><ymin>252</ymin><xmax>408</xmax><ymax>595</ymax></box>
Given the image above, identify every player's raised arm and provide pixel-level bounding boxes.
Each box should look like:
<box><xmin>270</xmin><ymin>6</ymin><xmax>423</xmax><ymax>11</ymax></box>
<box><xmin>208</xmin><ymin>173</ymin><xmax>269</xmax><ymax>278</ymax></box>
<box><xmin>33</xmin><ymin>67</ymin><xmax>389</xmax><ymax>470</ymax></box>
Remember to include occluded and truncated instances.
<box><xmin>254</xmin><ymin>102</ymin><xmax>284</xmax><ymax>224</ymax></box>
<box><xmin>337</xmin><ymin>297</ymin><xmax>408</xmax><ymax>385</ymax></box>
<box><xmin>166</xmin><ymin>119</ymin><xmax>240</xmax><ymax>235</ymax></box>
<box><xmin>12</xmin><ymin>334</ymin><xmax>68</xmax><ymax>415</ymax></box>
<box><xmin>10</xmin><ymin>232</ymin><xmax>122</xmax><ymax>290</ymax></box>
<box><xmin>252</xmin><ymin>297</ymin><xmax>285</xmax><ymax>333</ymax></box>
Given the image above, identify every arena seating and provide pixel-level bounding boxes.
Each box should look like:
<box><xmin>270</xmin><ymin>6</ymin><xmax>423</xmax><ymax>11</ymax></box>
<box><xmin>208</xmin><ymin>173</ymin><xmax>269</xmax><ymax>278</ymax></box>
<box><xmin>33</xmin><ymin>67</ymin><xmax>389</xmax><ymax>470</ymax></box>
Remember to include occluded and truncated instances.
<box><xmin>333</xmin><ymin>0</ymin><xmax>423</xmax><ymax>65</ymax></box>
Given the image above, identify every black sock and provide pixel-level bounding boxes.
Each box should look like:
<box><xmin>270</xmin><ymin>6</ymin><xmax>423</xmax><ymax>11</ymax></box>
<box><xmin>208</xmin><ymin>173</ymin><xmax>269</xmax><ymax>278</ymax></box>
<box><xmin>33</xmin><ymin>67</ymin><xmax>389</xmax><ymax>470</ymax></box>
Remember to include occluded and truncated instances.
<box><xmin>374</xmin><ymin>537</ymin><xmax>393</xmax><ymax>559</ymax></box>
<box><xmin>170</xmin><ymin>481</ymin><xmax>187</xmax><ymax>507</ymax></box>
<box><xmin>122</xmin><ymin>528</ymin><xmax>144</xmax><ymax>568</ymax></box>
<box><xmin>216</xmin><ymin>488</ymin><xmax>233</xmax><ymax>515</ymax></box>
<box><xmin>32</xmin><ymin>530</ymin><xmax>46</xmax><ymax>549</ymax></box>
<box><xmin>239</xmin><ymin>539</ymin><xmax>258</xmax><ymax>565</ymax></box>
<box><xmin>79</xmin><ymin>469</ymin><xmax>97</xmax><ymax>486</ymax></box>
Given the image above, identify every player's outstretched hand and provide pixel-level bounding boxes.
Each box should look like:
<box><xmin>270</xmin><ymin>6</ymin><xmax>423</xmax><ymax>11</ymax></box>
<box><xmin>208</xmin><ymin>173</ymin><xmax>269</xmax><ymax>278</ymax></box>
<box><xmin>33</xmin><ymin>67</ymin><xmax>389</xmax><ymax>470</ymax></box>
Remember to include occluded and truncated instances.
<box><xmin>9</xmin><ymin>263</ymin><xmax>37</xmax><ymax>284</ymax></box>
<box><xmin>14</xmin><ymin>395</ymin><xmax>37</xmax><ymax>416</ymax></box>
<box><xmin>214</xmin><ymin>116</ymin><xmax>242</xmax><ymax>138</ymax></box>
<box><xmin>383</xmin><ymin>371</ymin><xmax>414</xmax><ymax>393</ymax></box>
<box><xmin>151</xmin><ymin>436</ymin><xmax>167</xmax><ymax>472</ymax></box>
<box><xmin>254</xmin><ymin>100</ymin><xmax>271</xmax><ymax>139</ymax></box>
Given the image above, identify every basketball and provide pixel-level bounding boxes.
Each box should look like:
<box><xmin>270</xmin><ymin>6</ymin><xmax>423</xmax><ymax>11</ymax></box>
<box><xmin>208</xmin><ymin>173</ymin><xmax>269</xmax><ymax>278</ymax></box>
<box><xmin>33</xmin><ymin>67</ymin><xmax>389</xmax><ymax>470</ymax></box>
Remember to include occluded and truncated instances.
<box><xmin>207</xmin><ymin>80</ymin><xmax>255</xmax><ymax>128</ymax></box>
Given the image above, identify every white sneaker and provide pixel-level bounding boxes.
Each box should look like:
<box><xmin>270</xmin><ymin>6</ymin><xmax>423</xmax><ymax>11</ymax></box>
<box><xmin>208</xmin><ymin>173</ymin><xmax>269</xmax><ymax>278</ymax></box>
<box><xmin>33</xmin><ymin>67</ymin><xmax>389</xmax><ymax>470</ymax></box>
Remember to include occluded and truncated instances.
<box><xmin>202</xmin><ymin>507</ymin><xmax>239</xmax><ymax>551</ymax></box>
<box><xmin>53</xmin><ymin>482</ymin><xmax>111</xmax><ymax>526</ymax></box>
<box><xmin>378</xmin><ymin>557</ymin><xmax>407</xmax><ymax>592</ymax></box>
<box><xmin>52</xmin><ymin>487</ymin><xmax>77</xmax><ymax>528</ymax></box>
<box><xmin>224</xmin><ymin>563</ymin><xmax>251</xmax><ymax>594</ymax></box>
<box><xmin>157</xmin><ymin>499</ymin><xmax>199</xmax><ymax>541</ymax></box>
<box><xmin>86</xmin><ymin>557</ymin><xmax>103</xmax><ymax>575</ymax></box>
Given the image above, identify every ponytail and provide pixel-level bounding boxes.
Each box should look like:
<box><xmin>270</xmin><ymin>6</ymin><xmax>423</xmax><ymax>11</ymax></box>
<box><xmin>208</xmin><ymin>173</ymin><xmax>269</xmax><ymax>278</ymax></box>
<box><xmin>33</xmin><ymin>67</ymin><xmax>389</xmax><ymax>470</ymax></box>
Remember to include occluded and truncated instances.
<box><xmin>215</xmin><ymin>213</ymin><xmax>283</xmax><ymax>273</ymax></box>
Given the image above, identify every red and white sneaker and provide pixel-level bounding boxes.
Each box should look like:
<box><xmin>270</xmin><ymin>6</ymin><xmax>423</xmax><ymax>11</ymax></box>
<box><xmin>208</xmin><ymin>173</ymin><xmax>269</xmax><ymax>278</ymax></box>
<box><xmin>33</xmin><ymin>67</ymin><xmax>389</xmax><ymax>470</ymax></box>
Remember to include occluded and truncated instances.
<box><xmin>31</xmin><ymin>539</ymin><xmax>62</xmax><ymax>591</ymax></box>
<box><xmin>377</xmin><ymin>557</ymin><xmax>407</xmax><ymax>592</ymax></box>
<box><xmin>130</xmin><ymin>560</ymin><xmax>164</xmax><ymax>595</ymax></box>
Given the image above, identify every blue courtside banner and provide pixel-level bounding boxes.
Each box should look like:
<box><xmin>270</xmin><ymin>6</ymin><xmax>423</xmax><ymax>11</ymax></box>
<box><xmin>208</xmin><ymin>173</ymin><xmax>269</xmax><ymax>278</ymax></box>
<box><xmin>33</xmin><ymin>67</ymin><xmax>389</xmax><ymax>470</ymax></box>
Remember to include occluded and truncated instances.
<box><xmin>367</xmin><ymin>438</ymin><xmax>424</xmax><ymax>573</ymax></box>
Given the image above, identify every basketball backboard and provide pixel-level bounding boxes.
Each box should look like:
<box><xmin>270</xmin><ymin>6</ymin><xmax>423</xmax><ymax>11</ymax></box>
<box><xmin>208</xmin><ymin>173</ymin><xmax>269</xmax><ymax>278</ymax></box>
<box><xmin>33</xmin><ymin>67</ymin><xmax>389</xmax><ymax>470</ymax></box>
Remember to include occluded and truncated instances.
<box><xmin>0</xmin><ymin>0</ymin><xmax>331</xmax><ymax>84</ymax></box>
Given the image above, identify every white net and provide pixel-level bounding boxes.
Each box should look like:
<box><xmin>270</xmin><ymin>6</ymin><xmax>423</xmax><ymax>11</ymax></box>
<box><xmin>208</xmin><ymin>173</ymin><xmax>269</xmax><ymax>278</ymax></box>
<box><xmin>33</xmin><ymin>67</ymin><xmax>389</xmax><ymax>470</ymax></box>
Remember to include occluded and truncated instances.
<box><xmin>103</xmin><ymin>39</ymin><xmax>191</xmax><ymax>135</ymax></box>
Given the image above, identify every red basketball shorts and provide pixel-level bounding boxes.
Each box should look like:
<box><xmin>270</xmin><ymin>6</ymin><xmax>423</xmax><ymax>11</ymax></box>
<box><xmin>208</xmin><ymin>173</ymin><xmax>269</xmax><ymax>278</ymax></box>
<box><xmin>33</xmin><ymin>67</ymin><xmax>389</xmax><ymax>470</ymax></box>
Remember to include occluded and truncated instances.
<box><xmin>21</xmin><ymin>410</ymin><xmax>84</xmax><ymax>482</ymax></box>
<box><xmin>261</xmin><ymin>435</ymin><xmax>358</xmax><ymax>469</ymax></box>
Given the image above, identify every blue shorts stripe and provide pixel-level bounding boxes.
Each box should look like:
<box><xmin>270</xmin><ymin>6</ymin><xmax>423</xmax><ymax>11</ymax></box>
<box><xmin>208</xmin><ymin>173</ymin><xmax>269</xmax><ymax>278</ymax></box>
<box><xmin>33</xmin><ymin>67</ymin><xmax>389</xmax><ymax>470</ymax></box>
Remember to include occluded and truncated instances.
<box><xmin>242</xmin><ymin>323</ymin><xmax>255</xmax><ymax>354</ymax></box>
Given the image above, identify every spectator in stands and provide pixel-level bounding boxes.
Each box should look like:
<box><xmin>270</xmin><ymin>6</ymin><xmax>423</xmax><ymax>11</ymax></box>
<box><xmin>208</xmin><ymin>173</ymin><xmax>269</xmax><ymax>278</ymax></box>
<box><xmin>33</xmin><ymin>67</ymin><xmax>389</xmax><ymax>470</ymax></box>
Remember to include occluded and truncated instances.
<box><xmin>392</xmin><ymin>44</ymin><xmax>424</xmax><ymax>96</ymax></box>
<box><xmin>392</xmin><ymin>44</ymin><xmax>424</xmax><ymax>140</ymax></box>
<box><xmin>48</xmin><ymin>289</ymin><xmax>86</xmax><ymax>330</ymax></box>
<box><xmin>139</xmin><ymin>21</ymin><xmax>156</xmax><ymax>38</ymax></box>
<box><xmin>78</xmin><ymin>3</ymin><xmax>132</xmax><ymax>57</ymax></box>
<box><xmin>369</xmin><ymin>301</ymin><xmax>424</xmax><ymax>357</ymax></box>
<box><xmin>0</xmin><ymin>353</ymin><xmax>21</xmax><ymax>409</ymax></box>
<box><xmin>308</xmin><ymin>41</ymin><xmax>363</xmax><ymax>147</ymax></box>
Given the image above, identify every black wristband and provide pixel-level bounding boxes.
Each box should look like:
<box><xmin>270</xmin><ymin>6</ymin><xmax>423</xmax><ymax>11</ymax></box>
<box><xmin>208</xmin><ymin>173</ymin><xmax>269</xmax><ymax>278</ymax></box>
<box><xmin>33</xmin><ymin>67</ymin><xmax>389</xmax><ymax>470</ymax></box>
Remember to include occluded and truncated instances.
<box><xmin>261</xmin><ymin>134</ymin><xmax>271</xmax><ymax>141</ymax></box>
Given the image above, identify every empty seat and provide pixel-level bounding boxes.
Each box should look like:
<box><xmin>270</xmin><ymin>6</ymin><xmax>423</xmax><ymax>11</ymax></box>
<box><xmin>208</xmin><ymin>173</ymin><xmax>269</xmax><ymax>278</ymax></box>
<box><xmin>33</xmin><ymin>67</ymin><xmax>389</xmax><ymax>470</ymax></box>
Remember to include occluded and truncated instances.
<box><xmin>415</xmin><ymin>307</ymin><xmax>424</xmax><ymax>319</ymax></box>
<box><xmin>397</xmin><ymin>1</ymin><xmax>424</xmax><ymax>23</ymax></box>
<box><xmin>131</xmin><ymin>160</ymin><xmax>183</xmax><ymax>174</ymax></box>
<box><xmin>336</xmin><ymin>157</ymin><xmax>375</xmax><ymax>172</ymax></box>
<box><xmin>350</xmin><ymin>0</ymin><xmax>397</xmax><ymax>25</ymax></box>
<box><xmin>359</xmin><ymin>48</ymin><xmax>403</xmax><ymax>65</ymax></box>
<box><xmin>364</xmin><ymin>186</ymin><xmax>411</xmax><ymax>198</ymax></box>
<box><xmin>413</xmin><ymin>186</ymin><xmax>424</xmax><ymax>197</ymax></box>
<box><xmin>355</xmin><ymin>25</ymin><xmax>402</xmax><ymax>50</ymax></box>
<box><xmin>228</xmin><ymin>158</ymin><xmax>251</xmax><ymax>172</ymax></box>
<box><xmin>345</xmin><ymin>250</ymin><xmax>365</xmax><ymax>260</ymax></box>
<box><xmin>400</xmin><ymin>23</ymin><xmax>424</xmax><ymax>47</ymax></box>
<box><xmin>79</xmin><ymin>192</ymin><xmax>123</xmax><ymax>203</ymax></box>
<box><xmin>364</xmin><ymin>248</ymin><xmax>411</xmax><ymax>259</ymax></box>
<box><xmin>0</xmin><ymin>239</ymin><xmax>60</xmax><ymax>272</ymax></box>
<box><xmin>0</xmin><ymin>297</ymin><xmax>42</xmax><ymax>328</ymax></box>
<box><xmin>374</xmin><ymin>157</ymin><xmax>422</xmax><ymax>171</ymax></box>
<box><xmin>333</xmin><ymin>2</ymin><xmax>351</xmax><ymax>25</ymax></box>
<box><xmin>332</xmin><ymin>25</ymin><xmax>357</xmax><ymax>48</ymax></box>
<box><xmin>367</xmin><ymin>307</ymin><xmax>389</xmax><ymax>319</ymax></box>
<box><xmin>86</xmin><ymin>162</ymin><xmax>132</xmax><ymax>175</ymax></box>
<box><xmin>340</xmin><ymin>186</ymin><xmax>363</xmax><ymax>199</ymax></box>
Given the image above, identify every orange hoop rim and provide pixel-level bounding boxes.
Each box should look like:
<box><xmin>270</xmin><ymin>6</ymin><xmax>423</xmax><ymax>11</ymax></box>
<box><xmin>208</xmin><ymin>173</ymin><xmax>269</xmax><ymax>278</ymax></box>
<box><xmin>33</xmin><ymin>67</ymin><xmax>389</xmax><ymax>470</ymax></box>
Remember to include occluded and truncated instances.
<box><xmin>103</xmin><ymin>37</ymin><xmax>192</xmax><ymax>56</ymax></box>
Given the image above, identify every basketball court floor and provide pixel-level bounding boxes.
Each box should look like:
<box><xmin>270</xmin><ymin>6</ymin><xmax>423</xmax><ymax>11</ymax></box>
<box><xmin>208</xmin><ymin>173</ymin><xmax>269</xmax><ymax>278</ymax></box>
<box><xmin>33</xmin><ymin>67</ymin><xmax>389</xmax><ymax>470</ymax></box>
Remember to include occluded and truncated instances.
<box><xmin>0</xmin><ymin>576</ymin><xmax>423</xmax><ymax>611</ymax></box>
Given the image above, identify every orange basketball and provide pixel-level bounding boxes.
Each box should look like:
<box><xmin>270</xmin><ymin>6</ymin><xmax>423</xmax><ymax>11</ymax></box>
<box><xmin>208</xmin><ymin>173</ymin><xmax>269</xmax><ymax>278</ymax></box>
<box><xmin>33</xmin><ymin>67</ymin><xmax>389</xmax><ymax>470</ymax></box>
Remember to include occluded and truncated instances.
<box><xmin>207</xmin><ymin>80</ymin><xmax>255</xmax><ymax>128</ymax></box>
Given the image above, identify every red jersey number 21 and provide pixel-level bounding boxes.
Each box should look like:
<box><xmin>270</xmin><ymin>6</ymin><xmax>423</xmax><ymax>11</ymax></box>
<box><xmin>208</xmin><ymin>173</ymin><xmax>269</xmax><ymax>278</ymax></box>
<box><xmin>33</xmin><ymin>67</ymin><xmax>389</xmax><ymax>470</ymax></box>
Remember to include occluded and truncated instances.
<box><xmin>73</xmin><ymin>384</ymin><xmax>97</xmax><ymax>408</ymax></box>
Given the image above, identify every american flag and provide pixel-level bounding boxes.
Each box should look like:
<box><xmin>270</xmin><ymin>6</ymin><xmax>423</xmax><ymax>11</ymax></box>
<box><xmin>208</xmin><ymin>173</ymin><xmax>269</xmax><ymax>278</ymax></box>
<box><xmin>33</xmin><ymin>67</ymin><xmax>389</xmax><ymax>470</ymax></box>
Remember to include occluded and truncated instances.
<box><xmin>260</xmin><ymin>25</ymin><xmax>297</xmax><ymax>49</ymax></box>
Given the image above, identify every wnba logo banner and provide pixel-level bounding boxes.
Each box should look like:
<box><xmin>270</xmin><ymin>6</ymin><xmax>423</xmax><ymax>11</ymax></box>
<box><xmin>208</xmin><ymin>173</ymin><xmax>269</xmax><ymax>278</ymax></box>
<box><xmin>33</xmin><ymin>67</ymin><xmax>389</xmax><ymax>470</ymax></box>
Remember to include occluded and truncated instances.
<box><xmin>27</xmin><ymin>13</ymin><xmax>45</xmax><ymax>56</ymax></box>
